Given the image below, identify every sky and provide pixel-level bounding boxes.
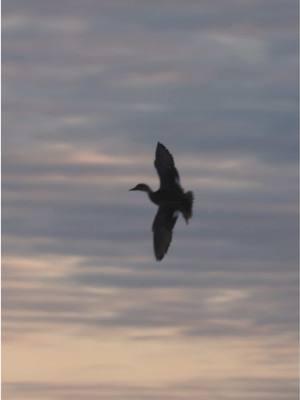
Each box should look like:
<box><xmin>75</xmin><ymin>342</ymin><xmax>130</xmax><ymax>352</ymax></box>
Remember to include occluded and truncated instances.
<box><xmin>2</xmin><ymin>1</ymin><xmax>299</xmax><ymax>399</ymax></box>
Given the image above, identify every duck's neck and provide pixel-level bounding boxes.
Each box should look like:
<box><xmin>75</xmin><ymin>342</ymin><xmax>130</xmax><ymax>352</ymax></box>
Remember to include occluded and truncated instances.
<box><xmin>142</xmin><ymin>185</ymin><xmax>155</xmax><ymax>202</ymax></box>
<box><xmin>144</xmin><ymin>184</ymin><xmax>153</xmax><ymax>194</ymax></box>
<box><xmin>146</xmin><ymin>187</ymin><xmax>157</xmax><ymax>204</ymax></box>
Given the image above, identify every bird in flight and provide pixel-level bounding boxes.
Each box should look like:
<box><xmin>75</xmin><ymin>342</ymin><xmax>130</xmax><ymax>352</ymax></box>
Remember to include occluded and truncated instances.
<box><xmin>130</xmin><ymin>142</ymin><xmax>194</xmax><ymax>261</ymax></box>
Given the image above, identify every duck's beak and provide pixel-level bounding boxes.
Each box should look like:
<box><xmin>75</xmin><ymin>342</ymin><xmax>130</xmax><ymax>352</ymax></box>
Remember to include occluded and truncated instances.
<box><xmin>129</xmin><ymin>186</ymin><xmax>136</xmax><ymax>191</ymax></box>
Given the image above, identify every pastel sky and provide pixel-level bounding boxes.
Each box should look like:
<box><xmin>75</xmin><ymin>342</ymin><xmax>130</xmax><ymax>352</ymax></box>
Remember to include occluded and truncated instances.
<box><xmin>2</xmin><ymin>1</ymin><xmax>299</xmax><ymax>399</ymax></box>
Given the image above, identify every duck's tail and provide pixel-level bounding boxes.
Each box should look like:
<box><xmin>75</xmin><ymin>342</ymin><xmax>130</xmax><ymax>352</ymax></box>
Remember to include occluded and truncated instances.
<box><xmin>182</xmin><ymin>191</ymin><xmax>194</xmax><ymax>223</ymax></box>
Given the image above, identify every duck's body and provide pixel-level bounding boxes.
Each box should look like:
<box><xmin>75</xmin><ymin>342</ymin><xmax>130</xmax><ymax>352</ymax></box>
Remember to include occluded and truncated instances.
<box><xmin>147</xmin><ymin>187</ymin><xmax>193</xmax><ymax>221</ymax></box>
<box><xmin>150</xmin><ymin>187</ymin><xmax>183</xmax><ymax>205</ymax></box>
<box><xmin>130</xmin><ymin>142</ymin><xmax>194</xmax><ymax>261</ymax></box>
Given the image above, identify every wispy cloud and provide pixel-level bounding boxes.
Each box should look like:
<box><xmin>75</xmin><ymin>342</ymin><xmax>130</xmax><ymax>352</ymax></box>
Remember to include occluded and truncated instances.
<box><xmin>3</xmin><ymin>0</ymin><xmax>298</xmax><ymax>399</ymax></box>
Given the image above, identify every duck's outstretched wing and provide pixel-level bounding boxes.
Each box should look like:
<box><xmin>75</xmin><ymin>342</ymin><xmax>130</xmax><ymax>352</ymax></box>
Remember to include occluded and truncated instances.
<box><xmin>154</xmin><ymin>142</ymin><xmax>181</xmax><ymax>190</ymax></box>
<box><xmin>152</xmin><ymin>206</ymin><xmax>178</xmax><ymax>261</ymax></box>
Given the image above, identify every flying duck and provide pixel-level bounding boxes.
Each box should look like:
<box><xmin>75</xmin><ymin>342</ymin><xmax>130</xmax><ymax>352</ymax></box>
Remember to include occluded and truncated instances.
<box><xmin>130</xmin><ymin>142</ymin><xmax>194</xmax><ymax>261</ymax></box>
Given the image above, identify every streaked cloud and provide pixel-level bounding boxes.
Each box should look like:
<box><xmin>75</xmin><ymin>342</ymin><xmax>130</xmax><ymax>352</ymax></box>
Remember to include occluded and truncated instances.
<box><xmin>3</xmin><ymin>0</ymin><xmax>298</xmax><ymax>399</ymax></box>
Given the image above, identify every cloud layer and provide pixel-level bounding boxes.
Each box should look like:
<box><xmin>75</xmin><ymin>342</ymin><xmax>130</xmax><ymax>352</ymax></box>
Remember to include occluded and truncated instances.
<box><xmin>3</xmin><ymin>1</ymin><xmax>298</xmax><ymax>399</ymax></box>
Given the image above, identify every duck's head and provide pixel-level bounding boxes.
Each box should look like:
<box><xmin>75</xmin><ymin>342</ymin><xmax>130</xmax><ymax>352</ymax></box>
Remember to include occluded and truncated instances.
<box><xmin>129</xmin><ymin>183</ymin><xmax>151</xmax><ymax>193</ymax></box>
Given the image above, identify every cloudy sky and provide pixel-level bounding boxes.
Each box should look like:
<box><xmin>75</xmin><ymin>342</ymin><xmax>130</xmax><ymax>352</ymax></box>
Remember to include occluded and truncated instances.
<box><xmin>2</xmin><ymin>1</ymin><xmax>299</xmax><ymax>399</ymax></box>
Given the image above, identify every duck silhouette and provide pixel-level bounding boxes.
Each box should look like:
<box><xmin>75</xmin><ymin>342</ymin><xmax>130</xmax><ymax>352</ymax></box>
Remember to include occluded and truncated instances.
<box><xmin>130</xmin><ymin>142</ymin><xmax>194</xmax><ymax>261</ymax></box>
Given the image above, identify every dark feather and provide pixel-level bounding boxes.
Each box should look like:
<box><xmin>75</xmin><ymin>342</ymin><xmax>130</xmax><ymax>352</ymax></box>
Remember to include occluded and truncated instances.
<box><xmin>154</xmin><ymin>142</ymin><xmax>181</xmax><ymax>190</ymax></box>
<box><xmin>152</xmin><ymin>206</ymin><xmax>178</xmax><ymax>261</ymax></box>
